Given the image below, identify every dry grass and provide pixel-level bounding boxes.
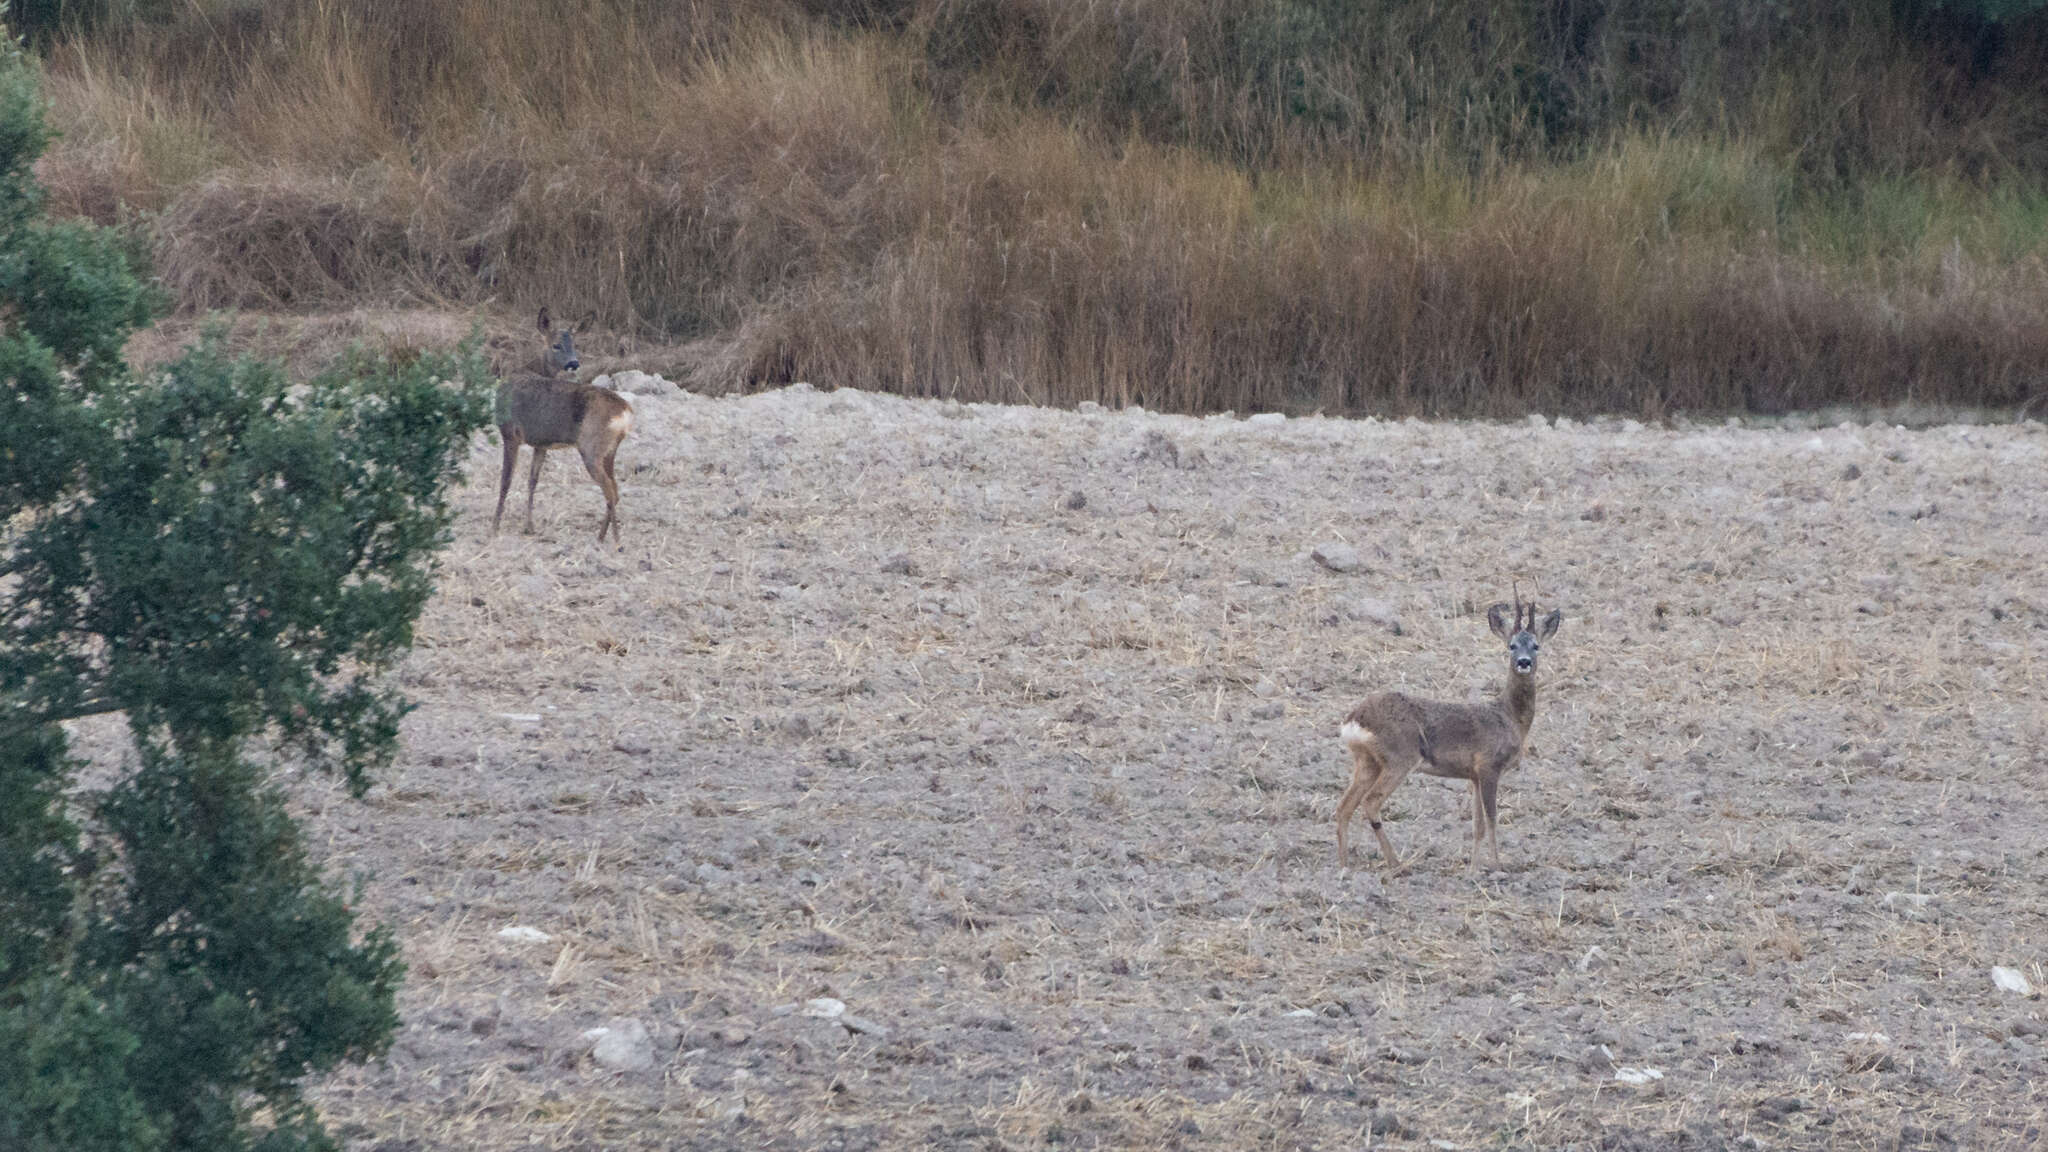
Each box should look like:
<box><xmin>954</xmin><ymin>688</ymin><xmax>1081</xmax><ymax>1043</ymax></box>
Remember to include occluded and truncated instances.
<box><xmin>61</xmin><ymin>378</ymin><xmax>2033</xmax><ymax>1149</ymax></box>
<box><xmin>26</xmin><ymin>0</ymin><xmax>2048</xmax><ymax>417</ymax></box>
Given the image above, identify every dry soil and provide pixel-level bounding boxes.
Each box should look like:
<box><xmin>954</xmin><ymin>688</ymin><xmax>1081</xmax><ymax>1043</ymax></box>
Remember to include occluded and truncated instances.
<box><xmin>278</xmin><ymin>383</ymin><xmax>2046</xmax><ymax>1150</ymax></box>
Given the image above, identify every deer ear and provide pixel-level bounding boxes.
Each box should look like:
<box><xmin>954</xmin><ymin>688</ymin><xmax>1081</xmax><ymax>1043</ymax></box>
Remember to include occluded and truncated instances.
<box><xmin>575</xmin><ymin>310</ymin><xmax>597</xmax><ymax>334</ymax></box>
<box><xmin>1539</xmin><ymin>608</ymin><xmax>1562</xmax><ymax>639</ymax></box>
<box><xmin>537</xmin><ymin>306</ymin><xmax>552</xmax><ymax>334</ymax></box>
<box><xmin>1487</xmin><ymin>603</ymin><xmax>1511</xmax><ymax>638</ymax></box>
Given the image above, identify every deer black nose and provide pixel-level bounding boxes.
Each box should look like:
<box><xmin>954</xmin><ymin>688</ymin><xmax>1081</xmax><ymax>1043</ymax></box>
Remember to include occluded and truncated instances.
<box><xmin>565</xmin><ymin>358</ymin><xmax>579</xmax><ymax>372</ymax></box>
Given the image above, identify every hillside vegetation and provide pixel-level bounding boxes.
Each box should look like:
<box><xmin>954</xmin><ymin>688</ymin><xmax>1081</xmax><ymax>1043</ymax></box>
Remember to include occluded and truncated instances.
<box><xmin>22</xmin><ymin>0</ymin><xmax>2048</xmax><ymax>415</ymax></box>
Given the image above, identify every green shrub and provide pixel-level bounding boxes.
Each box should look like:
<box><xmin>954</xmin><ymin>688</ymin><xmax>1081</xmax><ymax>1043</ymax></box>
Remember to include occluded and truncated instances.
<box><xmin>1</xmin><ymin>27</ymin><xmax>492</xmax><ymax>1151</ymax></box>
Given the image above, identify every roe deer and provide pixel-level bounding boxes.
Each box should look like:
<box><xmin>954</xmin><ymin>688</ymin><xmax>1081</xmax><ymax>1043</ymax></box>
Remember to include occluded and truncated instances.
<box><xmin>494</xmin><ymin>307</ymin><xmax>634</xmax><ymax>546</ymax></box>
<box><xmin>1336</xmin><ymin>591</ymin><xmax>1562</xmax><ymax>874</ymax></box>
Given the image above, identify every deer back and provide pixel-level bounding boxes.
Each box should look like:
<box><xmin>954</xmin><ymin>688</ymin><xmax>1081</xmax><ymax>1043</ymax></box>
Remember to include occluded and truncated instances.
<box><xmin>1349</xmin><ymin>690</ymin><xmax>1521</xmax><ymax>777</ymax></box>
<box><xmin>498</xmin><ymin>374</ymin><xmax>597</xmax><ymax>446</ymax></box>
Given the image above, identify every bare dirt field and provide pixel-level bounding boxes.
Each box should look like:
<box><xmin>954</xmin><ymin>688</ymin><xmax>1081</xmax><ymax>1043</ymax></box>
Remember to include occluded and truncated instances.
<box><xmin>278</xmin><ymin>381</ymin><xmax>2044</xmax><ymax>1150</ymax></box>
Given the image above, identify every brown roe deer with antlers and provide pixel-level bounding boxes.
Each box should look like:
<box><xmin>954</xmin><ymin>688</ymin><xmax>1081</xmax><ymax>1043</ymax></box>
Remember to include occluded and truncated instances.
<box><xmin>1336</xmin><ymin>593</ymin><xmax>1563</xmax><ymax>874</ymax></box>
<box><xmin>494</xmin><ymin>308</ymin><xmax>633</xmax><ymax>546</ymax></box>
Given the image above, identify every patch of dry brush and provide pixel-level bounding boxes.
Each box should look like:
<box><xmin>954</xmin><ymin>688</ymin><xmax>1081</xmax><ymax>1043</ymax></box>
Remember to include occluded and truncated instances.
<box><xmin>30</xmin><ymin>0</ymin><xmax>2048</xmax><ymax>416</ymax></box>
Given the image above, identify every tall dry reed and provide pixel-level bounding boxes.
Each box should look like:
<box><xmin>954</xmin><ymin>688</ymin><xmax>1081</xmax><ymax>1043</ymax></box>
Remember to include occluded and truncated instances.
<box><xmin>24</xmin><ymin>0</ymin><xmax>2048</xmax><ymax>415</ymax></box>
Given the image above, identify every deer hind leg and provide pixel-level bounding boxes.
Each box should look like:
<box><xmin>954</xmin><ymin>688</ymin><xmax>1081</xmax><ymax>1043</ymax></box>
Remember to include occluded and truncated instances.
<box><xmin>579</xmin><ymin>409</ymin><xmax>629</xmax><ymax>547</ymax></box>
<box><xmin>1357</xmin><ymin>757</ymin><xmax>1415</xmax><ymax>876</ymax></box>
<box><xmin>494</xmin><ymin>432</ymin><xmax>522</xmax><ymax>534</ymax></box>
<box><xmin>523</xmin><ymin>446</ymin><xmax>548</xmax><ymax>534</ymax></box>
<box><xmin>601</xmin><ymin>445</ymin><xmax>622</xmax><ymax>544</ymax></box>
<box><xmin>580</xmin><ymin>444</ymin><xmax>621</xmax><ymax>546</ymax></box>
<box><xmin>1335</xmin><ymin>743</ymin><xmax>1383</xmax><ymax>868</ymax></box>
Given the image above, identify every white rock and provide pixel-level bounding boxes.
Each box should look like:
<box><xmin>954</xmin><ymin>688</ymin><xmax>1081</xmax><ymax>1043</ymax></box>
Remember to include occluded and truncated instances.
<box><xmin>802</xmin><ymin>997</ymin><xmax>847</xmax><ymax>1020</ymax></box>
<box><xmin>494</xmin><ymin>712</ymin><xmax>542</xmax><ymax>724</ymax></box>
<box><xmin>1352</xmin><ymin>597</ymin><xmax>1401</xmax><ymax>633</ymax></box>
<box><xmin>1845</xmin><ymin>1032</ymin><xmax>1890</xmax><ymax>1044</ymax></box>
<box><xmin>1247</xmin><ymin>412</ymin><xmax>1287</xmax><ymax>425</ymax></box>
<box><xmin>839</xmin><ymin>1014</ymin><xmax>890</xmax><ymax>1039</ymax></box>
<box><xmin>1881</xmin><ymin>891</ymin><xmax>1935</xmax><ymax>919</ymax></box>
<box><xmin>1993</xmin><ymin>966</ymin><xmax>2036</xmax><ymax>996</ymax></box>
<box><xmin>1283</xmin><ymin>1008</ymin><xmax>1317</xmax><ymax>1018</ymax></box>
<box><xmin>496</xmin><ymin>925</ymin><xmax>552</xmax><ymax>944</ymax></box>
<box><xmin>607</xmin><ymin>369</ymin><xmax>673</xmax><ymax>395</ymax></box>
<box><xmin>1131</xmin><ymin>429</ymin><xmax>1181</xmax><ymax>466</ymax></box>
<box><xmin>583</xmin><ymin>1018</ymin><xmax>655</xmax><ymax>1072</ymax></box>
<box><xmin>1310</xmin><ymin>543</ymin><xmax>1362</xmax><ymax>573</ymax></box>
<box><xmin>1613</xmin><ymin>1067</ymin><xmax>1664</xmax><ymax>1085</ymax></box>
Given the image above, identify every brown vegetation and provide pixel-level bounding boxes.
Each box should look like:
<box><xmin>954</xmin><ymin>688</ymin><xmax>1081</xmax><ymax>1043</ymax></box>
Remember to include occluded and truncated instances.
<box><xmin>28</xmin><ymin>0</ymin><xmax>2048</xmax><ymax>416</ymax></box>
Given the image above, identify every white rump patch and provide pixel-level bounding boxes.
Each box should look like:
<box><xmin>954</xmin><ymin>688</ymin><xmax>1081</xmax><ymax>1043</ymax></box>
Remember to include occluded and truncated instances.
<box><xmin>1339</xmin><ymin>721</ymin><xmax>1373</xmax><ymax>746</ymax></box>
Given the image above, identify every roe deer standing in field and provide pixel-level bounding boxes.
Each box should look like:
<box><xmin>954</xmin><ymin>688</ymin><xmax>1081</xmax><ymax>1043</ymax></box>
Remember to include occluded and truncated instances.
<box><xmin>494</xmin><ymin>307</ymin><xmax>634</xmax><ymax>546</ymax></box>
<box><xmin>1336</xmin><ymin>591</ymin><xmax>1562</xmax><ymax>874</ymax></box>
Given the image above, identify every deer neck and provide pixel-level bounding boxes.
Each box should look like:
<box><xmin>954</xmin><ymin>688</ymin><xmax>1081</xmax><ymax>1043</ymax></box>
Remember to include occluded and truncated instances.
<box><xmin>1500</xmin><ymin>670</ymin><xmax>1538</xmax><ymax>739</ymax></box>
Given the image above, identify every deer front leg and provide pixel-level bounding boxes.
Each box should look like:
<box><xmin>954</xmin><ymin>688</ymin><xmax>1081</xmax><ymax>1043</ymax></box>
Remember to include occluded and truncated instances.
<box><xmin>494</xmin><ymin>433</ymin><xmax>521</xmax><ymax>534</ymax></box>
<box><xmin>523</xmin><ymin>445</ymin><xmax>548</xmax><ymax>534</ymax></box>
<box><xmin>1478</xmin><ymin>767</ymin><xmax>1505</xmax><ymax>870</ymax></box>
<box><xmin>1467</xmin><ymin>777</ymin><xmax>1487</xmax><ymax>872</ymax></box>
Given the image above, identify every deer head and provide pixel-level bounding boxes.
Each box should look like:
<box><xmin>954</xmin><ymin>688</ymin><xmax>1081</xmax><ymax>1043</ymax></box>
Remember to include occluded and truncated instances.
<box><xmin>1487</xmin><ymin>588</ymin><xmax>1562</xmax><ymax>677</ymax></box>
<box><xmin>535</xmin><ymin>307</ymin><xmax>581</xmax><ymax>376</ymax></box>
